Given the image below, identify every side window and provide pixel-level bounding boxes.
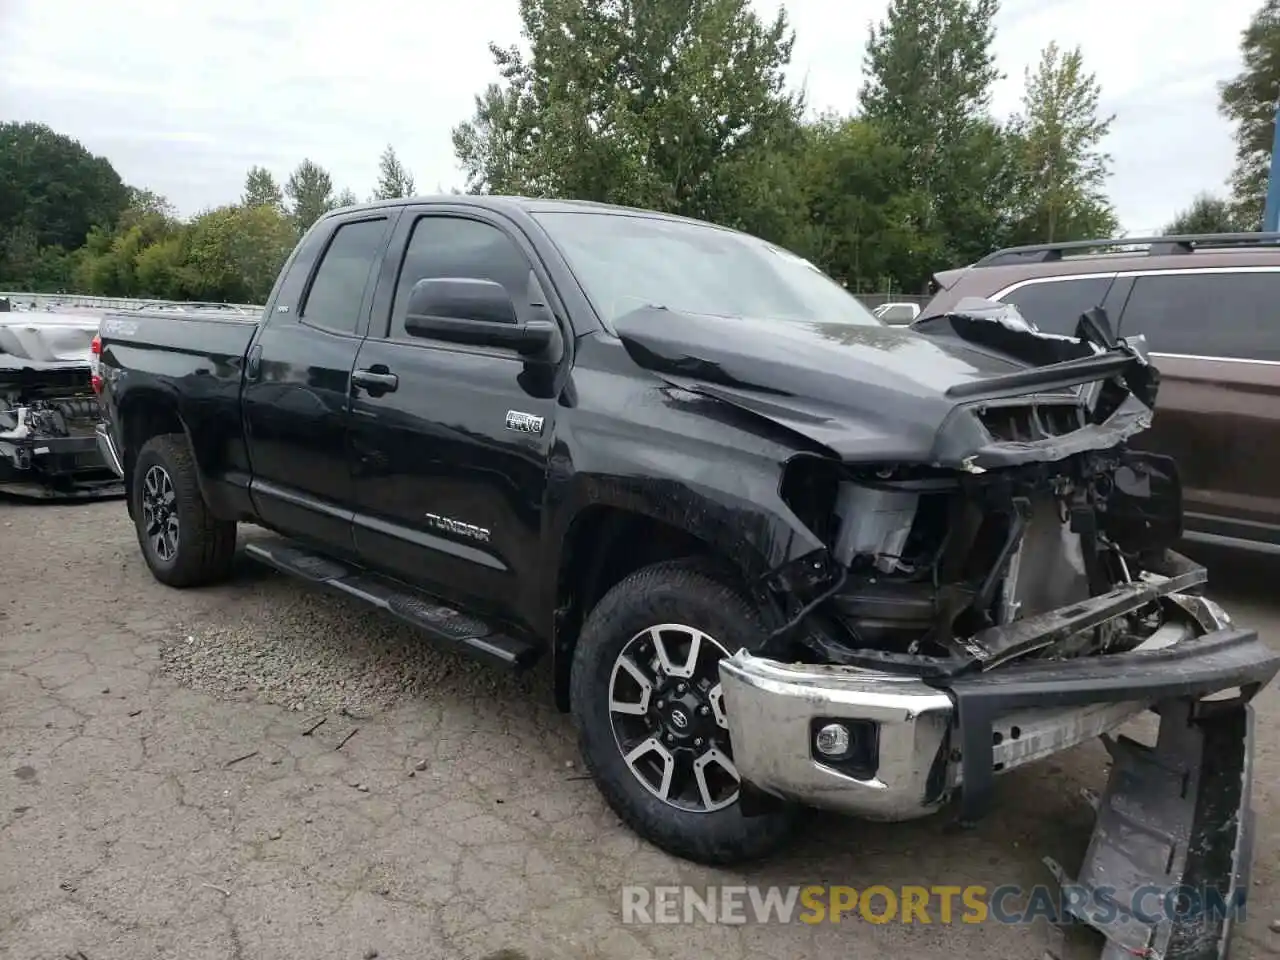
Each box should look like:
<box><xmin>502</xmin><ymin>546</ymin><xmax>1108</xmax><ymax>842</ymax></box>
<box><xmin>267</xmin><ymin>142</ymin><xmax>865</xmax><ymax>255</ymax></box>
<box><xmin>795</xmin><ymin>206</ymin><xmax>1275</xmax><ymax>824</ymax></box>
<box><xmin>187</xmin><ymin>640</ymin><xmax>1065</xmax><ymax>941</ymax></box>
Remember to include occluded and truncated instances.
<box><xmin>299</xmin><ymin>218</ymin><xmax>388</xmax><ymax>335</ymax></box>
<box><xmin>1000</xmin><ymin>277</ymin><xmax>1114</xmax><ymax>336</ymax></box>
<box><xmin>390</xmin><ymin>216</ymin><xmax>533</xmax><ymax>338</ymax></box>
<box><xmin>1120</xmin><ymin>272</ymin><xmax>1280</xmax><ymax>361</ymax></box>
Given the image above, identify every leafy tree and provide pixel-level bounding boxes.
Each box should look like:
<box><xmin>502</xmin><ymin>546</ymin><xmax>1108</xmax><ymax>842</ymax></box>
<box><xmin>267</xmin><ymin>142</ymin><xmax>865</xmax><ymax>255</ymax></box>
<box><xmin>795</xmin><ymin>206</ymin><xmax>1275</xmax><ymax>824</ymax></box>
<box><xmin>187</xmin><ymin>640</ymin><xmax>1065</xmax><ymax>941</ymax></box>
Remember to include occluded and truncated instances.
<box><xmin>1220</xmin><ymin>0</ymin><xmax>1280</xmax><ymax>229</ymax></box>
<box><xmin>373</xmin><ymin>145</ymin><xmax>416</xmax><ymax>199</ymax></box>
<box><xmin>793</xmin><ymin>115</ymin><xmax>942</xmax><ymax>293</ymax></box>
<box><xmin>0</xmin><ymin>121</ymin><xmax>129</xmax><ymax>250</ymax></box>
<box><xmin>242</xmin><ymin>166</ymin><xmax>284</xmax><ymax>210</ymax></box>
<box><xmin>452</xmin><ymin>0</ymin><xmax>803</xmax><ymax>233</ymax></box>
<box><xmin>1006</xmin><ymin>42</ymin><xmax>1117</xmax><ymax>244</ymax></box>
<box><xmin>1162</xmin><ymin>193</ymin><xmax>1242</xmax><ymax>235</ymax></box>
<box><xmin>184</xmin><ymin>204</ymin><xmax>296</xmax><ymax>302</ymax></box>
<box><xmin>858</xmin><ymin>0</ymin><xmax>1010</xmax><ymax>266</ymax></box>
<box><xmin>334</xmin><ymin>187</ymin><xmax>359</xmax><ymax>208</ymax></box>
<box><xmin>285</xmin><ymin>159</ymin><xmax>335</xmax><ymax>232</ymax></box>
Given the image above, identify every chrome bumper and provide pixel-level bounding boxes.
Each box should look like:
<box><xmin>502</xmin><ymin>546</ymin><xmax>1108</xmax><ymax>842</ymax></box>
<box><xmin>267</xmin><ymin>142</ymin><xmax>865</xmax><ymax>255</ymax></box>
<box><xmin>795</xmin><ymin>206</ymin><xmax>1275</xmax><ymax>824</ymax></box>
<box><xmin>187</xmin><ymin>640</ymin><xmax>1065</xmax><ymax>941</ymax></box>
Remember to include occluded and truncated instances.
<box><xmin>719</xmin><ymin>653</ymin><xmax>1148</xmax><ymax>820</ymax></box>
<box><xmin>95</xmin><ymin>422</ymin><xmax>124</xmax><ymax>478</ymax></box>
<box><xmin>717</xmin><ymin>593</ymin><xmax>1273</xmax><ymax>822</ymax></box>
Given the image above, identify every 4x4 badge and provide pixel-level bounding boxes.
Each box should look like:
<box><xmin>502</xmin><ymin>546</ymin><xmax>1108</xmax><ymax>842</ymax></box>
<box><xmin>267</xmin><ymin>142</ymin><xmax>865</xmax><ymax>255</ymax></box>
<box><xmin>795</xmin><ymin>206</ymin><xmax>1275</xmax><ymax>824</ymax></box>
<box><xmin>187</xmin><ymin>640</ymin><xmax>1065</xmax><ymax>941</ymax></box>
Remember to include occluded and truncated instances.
<box><xmin>505</xmin><ymin>410</ymin><xmax>545</xmax><ymax>435</ymax></box>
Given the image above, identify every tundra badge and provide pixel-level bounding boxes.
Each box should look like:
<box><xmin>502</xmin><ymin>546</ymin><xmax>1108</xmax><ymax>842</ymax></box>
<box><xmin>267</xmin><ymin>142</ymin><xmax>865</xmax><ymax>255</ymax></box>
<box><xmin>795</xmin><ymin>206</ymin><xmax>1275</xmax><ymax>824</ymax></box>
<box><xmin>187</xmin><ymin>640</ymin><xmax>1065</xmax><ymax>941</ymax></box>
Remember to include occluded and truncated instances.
<box><xmin>425</xmin><ymin>513</ymin><xmax>491</xmax><ymax>543</ymax></box>
<box><xmin>505</xmin><ymin>410</ymin><xmax>545</xmax><ymax>435</ymax></box>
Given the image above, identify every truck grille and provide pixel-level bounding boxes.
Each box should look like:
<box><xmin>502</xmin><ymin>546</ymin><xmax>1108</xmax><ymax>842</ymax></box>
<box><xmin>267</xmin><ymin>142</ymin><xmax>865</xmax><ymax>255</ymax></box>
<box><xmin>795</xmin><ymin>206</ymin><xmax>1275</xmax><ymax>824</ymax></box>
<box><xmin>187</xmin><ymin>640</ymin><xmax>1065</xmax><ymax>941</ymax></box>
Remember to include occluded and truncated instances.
<box><xmin>978</xmin><ymin>403</ymin><xmax>1085</xmax><ymax>443</ymax></box>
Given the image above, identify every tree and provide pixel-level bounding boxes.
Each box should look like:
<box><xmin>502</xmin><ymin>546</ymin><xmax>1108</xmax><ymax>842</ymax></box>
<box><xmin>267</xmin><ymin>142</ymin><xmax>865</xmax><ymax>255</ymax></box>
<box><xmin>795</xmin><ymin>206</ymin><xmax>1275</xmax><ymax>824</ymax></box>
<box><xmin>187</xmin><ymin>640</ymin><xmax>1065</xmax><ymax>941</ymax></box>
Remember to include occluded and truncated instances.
<box><xmin>184</xmin><ymin>204</ymin><xmax>296</xmax><ymax>302</ymax></box>
<box><xmin>242</xmin><ymin>166</ymin><xmax>284</xmax><ymax>210</ymax></box>
<box><xmin>284</xmin><ymin>159</ymin><xmax>335</xmax><ymax>232</ymax></box>
<box><xmin>793</xmin><ymin>115</ymin><xmax>943</xmax><ymax>293</ymax></box>
<box><xmin>0</xmin><ymin>122</ymin><xmax>129</xmax><ymax>285</ymax></box>
<box><xmin>1220</xmin><ymin>0</ymin><xmax>1280</xmax><ymax>229</ymax></box>
<box><xmin>373</xmin><ymin>145</ymin><xmax>416</xmax><ymax>199</ymax></box>
<box><xmin>1162</xmin><ymin>193</ymin><xmax>1241</xmax><ymax>235</ymax></box>
<box><xmin>334</xmin><ymin>187</ymin><xmax>358</xmax><ymax>208</ymax></box>
<box><xmin>858</xmin><ymin>0</ymin><xmax>1010</xmax><ymax>265</ymax></box>
<box><xmin>451</xmin><ymin>0</ymin><xmax>803</xmax><ymax>233</ymax></box>
<box><xmin>1006</xmin><ymin>42</ymin><xmax>1117</xmax><ymax>244</ymax></box>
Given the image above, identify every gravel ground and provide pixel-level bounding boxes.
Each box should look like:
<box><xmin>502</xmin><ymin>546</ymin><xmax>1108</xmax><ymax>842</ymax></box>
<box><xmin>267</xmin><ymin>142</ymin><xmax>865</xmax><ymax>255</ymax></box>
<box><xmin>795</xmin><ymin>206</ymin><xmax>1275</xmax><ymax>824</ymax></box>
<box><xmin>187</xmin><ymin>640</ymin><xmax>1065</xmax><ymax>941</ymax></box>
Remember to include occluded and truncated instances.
<box><xmin>3</xmin><ymin>498</ymin><xmax>1280</xmax><ymax>960</ymax></box>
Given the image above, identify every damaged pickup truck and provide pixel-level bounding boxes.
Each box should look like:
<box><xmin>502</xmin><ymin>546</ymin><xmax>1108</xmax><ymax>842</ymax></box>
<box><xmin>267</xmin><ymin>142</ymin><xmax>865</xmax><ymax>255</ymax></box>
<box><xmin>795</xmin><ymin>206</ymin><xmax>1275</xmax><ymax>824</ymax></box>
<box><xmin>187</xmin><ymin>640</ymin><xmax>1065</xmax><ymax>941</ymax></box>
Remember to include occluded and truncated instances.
<box><xmin>94</xmin><ymin>198</ymin><xmax>1278</xmax><ymax>958</ymax></box>
<box><xmin>0</xmin><ymin>307</ymin><xmax>123</xmax><ymax>498</ymax></box>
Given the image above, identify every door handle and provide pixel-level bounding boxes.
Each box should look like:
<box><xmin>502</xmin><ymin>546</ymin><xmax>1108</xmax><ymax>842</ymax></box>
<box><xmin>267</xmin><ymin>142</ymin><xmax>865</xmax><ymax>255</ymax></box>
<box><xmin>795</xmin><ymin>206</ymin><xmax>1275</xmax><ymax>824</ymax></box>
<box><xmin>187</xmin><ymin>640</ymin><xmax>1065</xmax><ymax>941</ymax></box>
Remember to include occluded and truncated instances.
<box><xmin>351</xmin><ymin>367</ymin><xmax>399</xmax><ymax>393</ymax></box>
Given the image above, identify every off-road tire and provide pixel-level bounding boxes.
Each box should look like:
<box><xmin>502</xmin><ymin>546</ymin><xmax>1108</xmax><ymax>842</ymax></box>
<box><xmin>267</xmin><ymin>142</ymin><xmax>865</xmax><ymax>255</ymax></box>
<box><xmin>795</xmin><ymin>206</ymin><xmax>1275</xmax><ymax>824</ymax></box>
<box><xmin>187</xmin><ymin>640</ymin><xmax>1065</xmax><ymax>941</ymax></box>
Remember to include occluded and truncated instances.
<box><xmin>569</xmin><ymin>559</ymin><xmax>799</xmax><ymax>865</ymax></box>
<box><xmin>132</xmin><ymin>433</ymin><xmax>237</xmax><ymax>588</ymax></box>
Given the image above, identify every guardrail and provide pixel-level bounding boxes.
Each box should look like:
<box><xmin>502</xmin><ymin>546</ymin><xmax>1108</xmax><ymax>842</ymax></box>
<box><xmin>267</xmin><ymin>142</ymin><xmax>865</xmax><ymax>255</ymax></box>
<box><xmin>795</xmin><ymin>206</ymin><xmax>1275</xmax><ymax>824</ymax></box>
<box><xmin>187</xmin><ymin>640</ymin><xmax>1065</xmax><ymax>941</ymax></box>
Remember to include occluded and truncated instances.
<box><xmin>1</xmin><ymin>292</ymin><xmax>263</xmax><ymax>313</ymax></box>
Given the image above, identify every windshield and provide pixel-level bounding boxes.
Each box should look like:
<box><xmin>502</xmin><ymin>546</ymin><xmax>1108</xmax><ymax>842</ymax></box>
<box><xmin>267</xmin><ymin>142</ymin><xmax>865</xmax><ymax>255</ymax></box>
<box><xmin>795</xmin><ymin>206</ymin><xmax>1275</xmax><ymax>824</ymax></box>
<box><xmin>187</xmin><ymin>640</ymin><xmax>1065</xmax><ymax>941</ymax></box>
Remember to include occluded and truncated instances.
<box><xmin>533</xmin><ymin>211</ymin><xmax>882</xmax><ymax>329</ymax></box>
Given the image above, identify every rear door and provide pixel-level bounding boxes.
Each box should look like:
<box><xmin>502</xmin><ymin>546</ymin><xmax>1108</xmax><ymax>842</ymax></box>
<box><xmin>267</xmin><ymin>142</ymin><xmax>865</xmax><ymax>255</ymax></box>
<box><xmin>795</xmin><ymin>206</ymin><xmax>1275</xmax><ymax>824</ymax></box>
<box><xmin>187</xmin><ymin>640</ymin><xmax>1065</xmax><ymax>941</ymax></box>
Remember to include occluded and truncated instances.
<box><xmin>242</xmin><ymin>211</ymin><xmax>397</xmax><ymax>552</ymax></box>
<box><xmin>345</xmin><ymin>206</ymin><xmax>567</xmax><ymax>627</ymax></box>
<box><xmin>1112</xmin><ymin>267</ymin><xmax>1280</xmax><ymax>547</ymax></box>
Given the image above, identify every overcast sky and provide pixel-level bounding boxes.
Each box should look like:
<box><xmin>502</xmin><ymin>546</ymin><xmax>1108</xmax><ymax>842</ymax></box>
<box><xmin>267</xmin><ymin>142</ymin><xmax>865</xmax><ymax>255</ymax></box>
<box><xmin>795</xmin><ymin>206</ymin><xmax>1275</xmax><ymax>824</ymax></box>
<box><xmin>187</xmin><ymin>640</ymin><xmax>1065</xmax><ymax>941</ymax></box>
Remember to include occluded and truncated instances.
<box><xmin>0</xmin><ymin>0</ymin><xmax>1260</xmax><ymax>235</ymax></box>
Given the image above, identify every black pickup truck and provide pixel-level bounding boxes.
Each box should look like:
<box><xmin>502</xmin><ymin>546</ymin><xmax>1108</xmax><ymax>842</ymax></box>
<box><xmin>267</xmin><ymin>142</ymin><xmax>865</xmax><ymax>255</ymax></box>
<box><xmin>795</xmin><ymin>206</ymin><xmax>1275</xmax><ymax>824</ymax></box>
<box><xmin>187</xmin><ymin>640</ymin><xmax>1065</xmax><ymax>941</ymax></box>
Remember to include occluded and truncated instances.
<box><xmin>95</xmin><ymin>196</ymin><xmax>1277</xmax><ymax>957</ymax></box>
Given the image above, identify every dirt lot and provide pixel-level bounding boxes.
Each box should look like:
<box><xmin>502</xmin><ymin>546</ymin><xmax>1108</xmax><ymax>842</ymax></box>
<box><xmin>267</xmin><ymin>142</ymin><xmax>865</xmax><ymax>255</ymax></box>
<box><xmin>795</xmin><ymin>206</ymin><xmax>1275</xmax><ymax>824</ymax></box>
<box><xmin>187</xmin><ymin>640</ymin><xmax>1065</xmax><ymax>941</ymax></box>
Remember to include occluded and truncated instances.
<box><xmin>2</xmin><ymin>497</ymin><xmax>1279</xmax><ymax>960</ymax></box>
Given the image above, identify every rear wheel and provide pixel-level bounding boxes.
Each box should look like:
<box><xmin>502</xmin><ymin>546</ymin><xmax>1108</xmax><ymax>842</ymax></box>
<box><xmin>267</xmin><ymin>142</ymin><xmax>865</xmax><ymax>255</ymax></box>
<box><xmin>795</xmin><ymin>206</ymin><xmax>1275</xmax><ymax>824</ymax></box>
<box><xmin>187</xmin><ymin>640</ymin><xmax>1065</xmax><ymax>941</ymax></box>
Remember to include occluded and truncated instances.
<box><xmin>569</xmin><ymin>559</ymin><xmax>798</xmax><ymax>865</ymax></box>
<box><xmin>132</xmin><ymin>434</ymin><xmax>237</xmax><ymax>587</ymax></box>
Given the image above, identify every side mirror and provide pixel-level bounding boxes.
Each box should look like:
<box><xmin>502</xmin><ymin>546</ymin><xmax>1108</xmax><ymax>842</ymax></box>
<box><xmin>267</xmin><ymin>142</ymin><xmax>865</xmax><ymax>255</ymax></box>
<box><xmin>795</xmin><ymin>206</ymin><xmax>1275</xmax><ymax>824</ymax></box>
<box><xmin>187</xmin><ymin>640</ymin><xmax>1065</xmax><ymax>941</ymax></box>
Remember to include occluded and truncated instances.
<box><xmin>404</xmin><ymin>278</ymin><xmax>560</xmax><ymax>359</ymax></box>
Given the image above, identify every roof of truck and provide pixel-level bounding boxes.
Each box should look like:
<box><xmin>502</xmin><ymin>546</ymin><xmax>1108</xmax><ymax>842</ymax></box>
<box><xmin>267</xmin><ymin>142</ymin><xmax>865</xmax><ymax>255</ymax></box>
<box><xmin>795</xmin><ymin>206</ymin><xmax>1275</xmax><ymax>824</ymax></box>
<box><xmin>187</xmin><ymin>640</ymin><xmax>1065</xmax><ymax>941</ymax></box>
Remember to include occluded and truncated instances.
<box><xmin>320</xmin><ymin>195</ymin><xmax>730</xmax><ymax>229</ymax></box>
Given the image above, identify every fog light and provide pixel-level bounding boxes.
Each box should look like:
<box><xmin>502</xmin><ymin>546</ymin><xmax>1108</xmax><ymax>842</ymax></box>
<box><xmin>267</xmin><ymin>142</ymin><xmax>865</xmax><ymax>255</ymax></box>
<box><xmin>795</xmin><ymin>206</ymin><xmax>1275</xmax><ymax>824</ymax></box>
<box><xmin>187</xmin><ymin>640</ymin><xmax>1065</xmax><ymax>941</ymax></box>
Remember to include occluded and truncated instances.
<box><xmin>814</xmin><ymin>723</ymin><xmax>852</xmax><ymax>758</ymax></box>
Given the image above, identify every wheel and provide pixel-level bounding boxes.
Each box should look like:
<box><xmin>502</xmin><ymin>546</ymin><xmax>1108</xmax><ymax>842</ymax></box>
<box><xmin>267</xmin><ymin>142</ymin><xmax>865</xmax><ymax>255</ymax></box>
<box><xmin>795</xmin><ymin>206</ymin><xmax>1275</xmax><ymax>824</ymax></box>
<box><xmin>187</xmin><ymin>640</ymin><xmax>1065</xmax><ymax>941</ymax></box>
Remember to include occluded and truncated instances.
<box><xmin>569</xmin><ymin>559</ymin><xmax>799</xmax><ymax>865</ymax></box>
<box><xmin>132</xmin><ymin>433</ymin><xmax>237</xmax><ymax>587</ymax></box>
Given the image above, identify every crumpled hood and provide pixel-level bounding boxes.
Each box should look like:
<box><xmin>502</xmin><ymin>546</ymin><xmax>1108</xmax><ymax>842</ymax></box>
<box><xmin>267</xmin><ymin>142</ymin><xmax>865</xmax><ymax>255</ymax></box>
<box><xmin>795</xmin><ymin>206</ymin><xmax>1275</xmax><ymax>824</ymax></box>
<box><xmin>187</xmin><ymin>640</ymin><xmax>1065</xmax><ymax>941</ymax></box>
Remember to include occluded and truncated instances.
<box><xmin>613</xmin><ymin>302</ymin><xmax>1154</xmax><ymax>467</ymax></box>
<box><xmin>615</xmin><ymin>306</ymin><xmax>1077</xmax><ymax>463</ymax></box>
<box><xmin>0</xmin><ymin>312</ymin><xmax>99</xmax><ymax>365</ymax></box>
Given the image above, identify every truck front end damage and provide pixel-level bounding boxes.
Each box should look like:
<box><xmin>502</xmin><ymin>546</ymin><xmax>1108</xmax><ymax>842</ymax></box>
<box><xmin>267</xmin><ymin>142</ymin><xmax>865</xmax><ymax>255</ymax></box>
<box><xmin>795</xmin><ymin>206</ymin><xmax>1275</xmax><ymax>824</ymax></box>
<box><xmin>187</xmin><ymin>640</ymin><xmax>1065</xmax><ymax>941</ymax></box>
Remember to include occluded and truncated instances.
<box><xmin>0</xmin><ymin>315</ymin><xmax>124</xmax><ymax>499</ymax></box>
<box><xmin>708</xmin><ymin>305</ymin><xmax>1278</xmax><ymax>960</ymax></box>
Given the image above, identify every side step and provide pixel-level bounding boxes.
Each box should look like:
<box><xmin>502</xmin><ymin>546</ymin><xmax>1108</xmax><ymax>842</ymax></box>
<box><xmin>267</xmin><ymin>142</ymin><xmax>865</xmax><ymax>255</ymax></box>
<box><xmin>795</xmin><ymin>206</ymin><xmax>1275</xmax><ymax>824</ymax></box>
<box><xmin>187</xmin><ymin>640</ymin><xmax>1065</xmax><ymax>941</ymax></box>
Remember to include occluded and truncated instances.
<box><xmin>243</xmin><ymin>537</ymin><xmax>541</xmax><ymax>671</ymax></box>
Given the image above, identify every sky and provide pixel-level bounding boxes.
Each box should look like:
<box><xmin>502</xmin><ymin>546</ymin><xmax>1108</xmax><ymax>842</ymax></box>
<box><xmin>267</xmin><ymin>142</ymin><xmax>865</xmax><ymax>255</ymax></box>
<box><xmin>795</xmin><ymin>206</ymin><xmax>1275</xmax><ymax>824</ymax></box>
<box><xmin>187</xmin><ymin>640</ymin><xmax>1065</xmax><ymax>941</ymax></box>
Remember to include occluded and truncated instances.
<box><xmin>0</xmin><ymin>0</ymin><xmax>1261</xmax><ymax>235</ymax></box>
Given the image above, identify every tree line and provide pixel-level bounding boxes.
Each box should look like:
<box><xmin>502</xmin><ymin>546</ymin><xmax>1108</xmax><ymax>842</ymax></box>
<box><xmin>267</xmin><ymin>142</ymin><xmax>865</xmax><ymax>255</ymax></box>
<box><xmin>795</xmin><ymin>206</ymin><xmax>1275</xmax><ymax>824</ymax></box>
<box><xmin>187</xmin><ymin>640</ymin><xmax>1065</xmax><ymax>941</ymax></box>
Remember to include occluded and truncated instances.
<box><xmin>2</xmin><ymin>0</ymin><xmax>1277</xmax><ymax>304</ymax></box>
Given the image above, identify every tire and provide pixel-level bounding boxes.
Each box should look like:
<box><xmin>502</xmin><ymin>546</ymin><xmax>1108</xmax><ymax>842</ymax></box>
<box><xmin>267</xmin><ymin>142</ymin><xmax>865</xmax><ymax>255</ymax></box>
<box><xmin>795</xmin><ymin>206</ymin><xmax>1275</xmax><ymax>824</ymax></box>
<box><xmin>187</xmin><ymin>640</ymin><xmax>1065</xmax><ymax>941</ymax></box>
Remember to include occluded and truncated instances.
<box><xmin>569</xmin><ymin>559</ymin><xmax>799</xmax><ymax>865</ymax></box>
<box><xmin>132</xmin><ymin>433</ymin><xmax>237</xmax><ymax>588</ymax></box>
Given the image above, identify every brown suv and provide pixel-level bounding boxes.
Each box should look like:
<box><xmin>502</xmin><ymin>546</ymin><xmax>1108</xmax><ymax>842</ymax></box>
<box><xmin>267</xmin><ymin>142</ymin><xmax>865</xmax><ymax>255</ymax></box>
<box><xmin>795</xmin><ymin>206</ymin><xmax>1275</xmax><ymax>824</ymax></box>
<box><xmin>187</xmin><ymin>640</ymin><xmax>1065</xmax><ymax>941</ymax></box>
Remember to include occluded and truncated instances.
<box><xmin>920</xmin><ymin>232</ymin><xmax>1280</xmax><ymax>554</ymax></box>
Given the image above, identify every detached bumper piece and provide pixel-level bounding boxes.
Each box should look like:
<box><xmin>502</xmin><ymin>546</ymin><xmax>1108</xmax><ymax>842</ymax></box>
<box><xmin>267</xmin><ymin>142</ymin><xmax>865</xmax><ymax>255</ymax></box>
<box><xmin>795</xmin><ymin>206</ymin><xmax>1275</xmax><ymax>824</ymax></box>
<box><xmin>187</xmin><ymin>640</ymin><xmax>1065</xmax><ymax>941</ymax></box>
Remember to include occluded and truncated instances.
<box><xmin>1050</xmin><ymin>699</ymin><xmax>1258</xmax><ymax>960</ymax></box>
<box><xmin>0</xmin><ymin>430</ymin><xmax>123</xmax><ymax>499</ymax></box>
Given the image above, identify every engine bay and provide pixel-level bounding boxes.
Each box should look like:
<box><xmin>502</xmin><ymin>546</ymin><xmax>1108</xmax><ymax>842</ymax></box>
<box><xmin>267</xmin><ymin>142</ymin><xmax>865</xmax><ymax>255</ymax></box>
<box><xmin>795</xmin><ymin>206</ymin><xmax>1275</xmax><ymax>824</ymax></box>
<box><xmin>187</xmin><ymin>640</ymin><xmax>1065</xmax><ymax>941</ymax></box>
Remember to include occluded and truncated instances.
<box><xmin>777</xmin><ymin>438</ymin><xmax>1186</xmax><ymax>673</ymax></box>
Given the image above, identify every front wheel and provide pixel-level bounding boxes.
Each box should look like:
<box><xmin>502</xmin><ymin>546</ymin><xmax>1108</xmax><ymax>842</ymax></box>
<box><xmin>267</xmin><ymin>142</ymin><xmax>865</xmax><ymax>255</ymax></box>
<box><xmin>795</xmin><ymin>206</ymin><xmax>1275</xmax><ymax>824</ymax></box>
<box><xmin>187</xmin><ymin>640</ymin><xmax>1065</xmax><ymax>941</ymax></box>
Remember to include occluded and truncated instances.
<box><xmin>569</xmin><ymin>559</ymin><xmax>798</xmax><ymax>865</ymax></box>
<box><xmin>132</xmin><ymin>433</ymin><xmax>237</xmax><ymax>588</ymax></box>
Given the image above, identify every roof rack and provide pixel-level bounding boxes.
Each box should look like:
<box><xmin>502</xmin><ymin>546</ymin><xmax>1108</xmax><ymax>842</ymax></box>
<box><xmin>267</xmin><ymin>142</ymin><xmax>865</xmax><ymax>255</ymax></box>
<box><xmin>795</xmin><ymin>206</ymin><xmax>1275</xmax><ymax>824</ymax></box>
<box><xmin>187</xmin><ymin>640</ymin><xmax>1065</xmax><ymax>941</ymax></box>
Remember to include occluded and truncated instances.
<box><xmin>974</xmin><ymin>232</ymin><xmax>1280</xmax><ymax>267</ymax></box>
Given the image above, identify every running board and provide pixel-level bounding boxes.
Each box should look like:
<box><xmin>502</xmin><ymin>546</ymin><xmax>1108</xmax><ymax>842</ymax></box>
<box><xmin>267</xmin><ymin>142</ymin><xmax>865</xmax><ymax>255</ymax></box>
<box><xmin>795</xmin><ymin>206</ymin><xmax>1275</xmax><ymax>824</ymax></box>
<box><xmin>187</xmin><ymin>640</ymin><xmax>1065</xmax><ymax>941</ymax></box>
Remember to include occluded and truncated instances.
<box><xmin>1047</xmin><ymin>697</ymin><xmax>1256</xmax><ymax>960</ymax></box>
<box><xmin>243</xmin><ymin>538</ymin><xmax>540</xmax><ymax>671</ymax></box>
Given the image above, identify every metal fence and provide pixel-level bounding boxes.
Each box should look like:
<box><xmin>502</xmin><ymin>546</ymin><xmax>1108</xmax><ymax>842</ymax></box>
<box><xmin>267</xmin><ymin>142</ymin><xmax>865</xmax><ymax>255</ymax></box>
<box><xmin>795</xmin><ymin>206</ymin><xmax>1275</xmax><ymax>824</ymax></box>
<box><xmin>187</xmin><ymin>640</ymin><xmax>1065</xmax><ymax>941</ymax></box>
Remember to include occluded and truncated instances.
<box><xmin>0</xmin><ymin>292</ymin><xmax>262</xmax><ymax>314</ymax></box>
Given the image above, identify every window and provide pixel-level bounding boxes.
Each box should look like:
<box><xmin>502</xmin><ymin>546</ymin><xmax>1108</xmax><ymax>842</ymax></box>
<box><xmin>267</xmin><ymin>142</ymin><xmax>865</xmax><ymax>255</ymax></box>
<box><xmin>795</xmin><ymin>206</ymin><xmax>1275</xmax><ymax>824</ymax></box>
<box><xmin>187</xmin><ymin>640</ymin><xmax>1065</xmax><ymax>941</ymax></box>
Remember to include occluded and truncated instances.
<box><xmin>391</xmin><ymin>217</ymin><xmax>533</xmax><ymax>337</ymax></box>
<box><xmin>300</xmin><ymin>218</ymin><xmax>388</xmax><ymax>335</ymax></box>
<box><xmin>533</xmin><ymin>210</ymin><xmax>880</xmax><ymax>329</ymax></box>
<box><xmin>1000</xmin><ymin>277</ymin><xmax>1114</xmax><ymax>336</ymax></box>
<box><xmin>1119</xmin><ymin>271</ymin><xmax>1280</xmax><ymax>361</ymax></box>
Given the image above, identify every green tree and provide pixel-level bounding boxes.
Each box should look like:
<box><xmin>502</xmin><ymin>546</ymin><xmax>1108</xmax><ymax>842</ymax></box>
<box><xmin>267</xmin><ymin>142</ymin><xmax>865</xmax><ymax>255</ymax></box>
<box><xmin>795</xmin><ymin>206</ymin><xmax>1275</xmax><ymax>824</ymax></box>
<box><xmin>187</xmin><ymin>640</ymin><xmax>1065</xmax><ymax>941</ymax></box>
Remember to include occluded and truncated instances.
<box><xmin>1162</xmin><ymin>193</ymin><xmax>1242</xmax><ymax>235</ymax></box>
<box><xmin>1220</xmin><ymin>0</ymin><xmax>1280</xmax><ymax>228</ymax></box>
<box><xmin>452</xmin><ymin>0</ymin><xmax>803</xmax><ymax>233</ymax></box>
<box><xmin>792</xmin><ymin>115</ymin><xmax>942</xmax><ymax>293</ymax></box>
<box><xmin>1006</xmin><ymin>42</ymin><xmax>1117</xmax><ymax>244</ymax></box>
<box><xmin>0</xmin><ymin>121</ymin><xmax>129</xmax><ymax>250</ymax></box>
<box><xmin>285</xmin><ymin>159</ymin><xmax>335</xmax><ymax>233</ymax></box>
<box><xmin>373</xmin><ymin>145</ymin><xmax>416</xmax><ymax>199</ymax></box>
<box><xmin>242</xmin><ymin>166</ymin><xmax>284</xmax><ymax>210</ymax></box>
<box><xmin>858</xmin><ymin>0</ymin><xmax>1011</xmax><ymax>265</ymax></box>
<box><xmin>334</xmin><ymin>187</ymin><xmax>358</xmax><ymax>208</ymax></box>
<box><xmin>184</xmin><ymin>204</ymin><xmax>296</xmax><ymax>302</ymax></box>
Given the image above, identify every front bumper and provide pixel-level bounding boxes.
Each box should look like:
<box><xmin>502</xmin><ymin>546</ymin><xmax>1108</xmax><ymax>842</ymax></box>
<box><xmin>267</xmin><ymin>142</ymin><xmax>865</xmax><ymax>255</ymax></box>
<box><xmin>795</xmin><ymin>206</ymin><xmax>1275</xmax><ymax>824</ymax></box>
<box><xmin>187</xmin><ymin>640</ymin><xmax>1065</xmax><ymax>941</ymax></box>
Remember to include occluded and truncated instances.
<box><xmin>719</xmin><ymin>583</ymin><xmax>1280</xmax><ymax>823</ymax></box>
<box><xmin>0</xmin><ymin>429</ymin><xmax>124</xmax><ymax>499</ymax></box>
